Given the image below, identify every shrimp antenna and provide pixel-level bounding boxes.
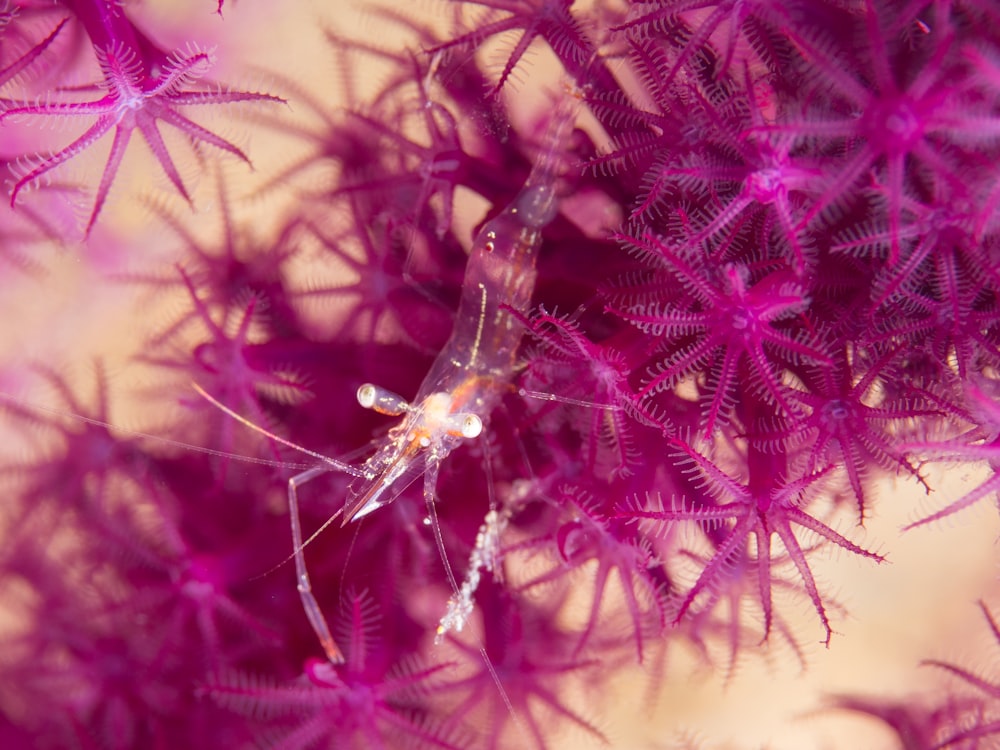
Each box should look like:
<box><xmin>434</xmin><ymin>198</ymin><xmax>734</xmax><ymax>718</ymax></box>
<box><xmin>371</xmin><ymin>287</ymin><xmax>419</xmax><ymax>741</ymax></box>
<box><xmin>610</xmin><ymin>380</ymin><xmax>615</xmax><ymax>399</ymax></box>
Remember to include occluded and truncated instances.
<box><xmin>191</xmin><ymin>382</ymin><xmax>364</xmax><ymax>477</ymax></box>
<box><xmin>192</xmin><ymin>382</ymin><xmax>374</xmax><ymax>586</ymax></box>
<box><xmin>249</xmin><ymin>497</ymin><xmax>349</xmax><ymax>583</ymax></box>
<box><xmin>0</xmin><ymin>390</ymin><xmax>313</xmax><ymax>471</ymax></box>
<box><xmin>518</xmin><ymin>387</ymin><xmax>624</xmax><ymax>410</ymax></box>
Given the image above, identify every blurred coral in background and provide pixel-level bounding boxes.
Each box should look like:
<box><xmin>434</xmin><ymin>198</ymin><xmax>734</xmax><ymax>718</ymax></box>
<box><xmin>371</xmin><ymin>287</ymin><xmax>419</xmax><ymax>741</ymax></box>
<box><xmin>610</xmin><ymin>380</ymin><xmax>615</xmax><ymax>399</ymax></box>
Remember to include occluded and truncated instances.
<box><xmin>1</xmin><ymin>1</ymin><xmax>1000</xmax><ymax>748</ymax></box>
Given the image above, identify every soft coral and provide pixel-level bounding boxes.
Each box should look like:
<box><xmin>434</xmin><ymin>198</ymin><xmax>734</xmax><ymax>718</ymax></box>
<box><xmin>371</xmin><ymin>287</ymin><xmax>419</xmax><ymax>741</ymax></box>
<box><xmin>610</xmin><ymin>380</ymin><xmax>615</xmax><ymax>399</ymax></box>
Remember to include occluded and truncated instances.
<box><xmin>608</xmin><ymin>241</ymin><xmax>830</xmax><ymax>437</ymax></box>
<box><xmin>766</xmin><ymin>0</ymin><xmax>999</xmax><ymax>266</ymax></box>
<box><xmin>619</xmin><ymin>431</ymin><xmax>884</xmax><ymax>645</ymax></box>
<box><xmin>2</xmin><ymin>0</ymin><xmax>283</xmax><ymax>234</ymax></box>
<box><xmin>206</xmin><ymin>591</ymin><xmax>465</xmax><ymax>750</ymax></box>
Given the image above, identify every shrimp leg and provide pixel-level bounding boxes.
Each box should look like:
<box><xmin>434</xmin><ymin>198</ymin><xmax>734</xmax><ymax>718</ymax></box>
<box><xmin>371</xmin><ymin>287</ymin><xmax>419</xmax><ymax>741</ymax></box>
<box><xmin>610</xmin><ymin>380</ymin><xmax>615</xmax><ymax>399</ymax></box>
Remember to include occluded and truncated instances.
<box><xmin>288</xmin><ymin>466</ymin><xmax>346</xmax><ymax>664</ymax></box>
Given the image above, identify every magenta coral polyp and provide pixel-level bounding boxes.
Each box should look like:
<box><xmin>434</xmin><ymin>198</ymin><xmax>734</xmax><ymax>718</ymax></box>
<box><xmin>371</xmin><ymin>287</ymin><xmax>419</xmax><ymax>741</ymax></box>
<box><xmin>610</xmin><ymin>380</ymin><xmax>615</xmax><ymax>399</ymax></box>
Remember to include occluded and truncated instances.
<box><xmin>1</xmin><ymin>0</ymin><xmax>283</xmax><ymax>235</ymax></box>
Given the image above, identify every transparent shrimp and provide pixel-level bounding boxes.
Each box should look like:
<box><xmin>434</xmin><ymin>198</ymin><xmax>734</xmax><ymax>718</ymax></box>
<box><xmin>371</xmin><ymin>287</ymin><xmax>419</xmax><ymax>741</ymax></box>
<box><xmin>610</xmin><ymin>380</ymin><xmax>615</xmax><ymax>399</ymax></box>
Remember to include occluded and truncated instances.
<box><xmin>271</xmin><ymin>85</ymin><xmax>583</xmax><ymax>664</ymax></box>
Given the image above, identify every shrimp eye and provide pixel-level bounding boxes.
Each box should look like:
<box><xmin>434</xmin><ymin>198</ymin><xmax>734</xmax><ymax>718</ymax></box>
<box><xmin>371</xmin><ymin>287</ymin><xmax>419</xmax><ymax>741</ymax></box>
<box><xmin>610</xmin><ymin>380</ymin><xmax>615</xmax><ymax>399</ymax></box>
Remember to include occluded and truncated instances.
<box><xmin>357</xmin><ymin>383</ymin><xmax>409</xmax><ymax>415</ymax></box>
<box><xmin>461</xmin><ymin>414</ymin><xmax>483</xmax><ymax>439</ymax></box>
<box><xmin>357</xmin><ymin>384</ymin><xmax>377</xmax><ymax>408</ymax></box>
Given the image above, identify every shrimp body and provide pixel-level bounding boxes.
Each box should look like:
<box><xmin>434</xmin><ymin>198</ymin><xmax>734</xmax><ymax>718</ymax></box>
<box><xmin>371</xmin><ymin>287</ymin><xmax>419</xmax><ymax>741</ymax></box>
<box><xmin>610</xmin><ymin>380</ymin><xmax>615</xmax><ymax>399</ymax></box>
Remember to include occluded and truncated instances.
<box><xmin>343</xmin><ymin>178</ymin><xmax>559</xmax><ymax>523</ymax></box>
<box><xmin>341</xmin><ymin>87</ymin><xmax>579</xmax><ymax>525</ymax></box>
<box><xmin>269</xmin><ymin>87</ymin><xmax>581</xmax><ymax>665</ymax></box>
<box><xmin>429</xmin><ymin>181</ymin><xmax>557</xmax><ymax>388</ymax></box>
